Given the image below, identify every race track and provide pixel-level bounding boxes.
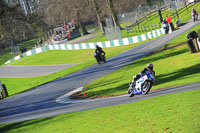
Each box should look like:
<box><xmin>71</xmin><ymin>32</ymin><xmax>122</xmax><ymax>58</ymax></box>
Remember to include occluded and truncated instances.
<box><xmin>0</xmin><ymin>19</ymin><xmax>200</xmax><ymax>124</ymax></box>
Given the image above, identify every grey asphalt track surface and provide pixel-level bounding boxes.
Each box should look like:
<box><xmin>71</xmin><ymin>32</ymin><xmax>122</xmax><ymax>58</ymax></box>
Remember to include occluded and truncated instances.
<box><xmin>0</xmin><ymin>64</ymin><xmax>79</xmax><ymax>77</ymax></box>
<box><xmin>0</xmin><ymin>19</ymin><xmax>200</xmax><ymax>124</ymax></box>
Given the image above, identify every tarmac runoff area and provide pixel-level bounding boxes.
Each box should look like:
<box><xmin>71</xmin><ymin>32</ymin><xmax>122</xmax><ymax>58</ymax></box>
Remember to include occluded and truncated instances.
<box><xmin>0</xmin><ymin>64</ymin><xmax>79</xmax><ymax>77</ymax></box>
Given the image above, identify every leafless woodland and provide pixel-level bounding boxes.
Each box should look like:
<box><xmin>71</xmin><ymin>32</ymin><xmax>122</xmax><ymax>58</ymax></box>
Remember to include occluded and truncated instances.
<box><xmin>0</xmin><ymin>0</ymin><xmax>158</xmax><ymax>50</ymax></box>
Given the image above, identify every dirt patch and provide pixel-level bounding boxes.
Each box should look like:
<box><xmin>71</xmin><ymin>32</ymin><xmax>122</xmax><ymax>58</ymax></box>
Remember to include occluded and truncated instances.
<box><xmin>69</xmin><ymin>91</ymin><xmax>89</xmax><ymax>99</ymax></box>
<box><xmin>164</xmin><ymin>127</ymin><xmax>170</xmax><ymax>131</ymax></box>
<box><xmin>69</xmin><ymin>89</ymin><xmax>126</xmax><ymax>100</ymax></box>
<box><xmin>152</xmin><ymin>42</ymin><xmax>186</xmax><ymax>54</ymax></box>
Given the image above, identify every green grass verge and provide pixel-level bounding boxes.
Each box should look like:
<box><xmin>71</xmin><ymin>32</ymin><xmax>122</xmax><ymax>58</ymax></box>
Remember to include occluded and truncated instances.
<box><xmin>12</xmin><ymin>50</ymin><xmax>95</xmax><ymax>65</ymax></box>
<box><xmin>0</xmin><ymin>89</ymin><xmax>199</xmax><ymax>132</ymax></box>
<box><xmin>0</xmin><ymin>51</ymin><xmax>14</xmax><ymax>67</ymax></box>
<box><xmin>82</xmin><ymin>25</ymin><xmax>200</xmax><ymax>98</ymax></box>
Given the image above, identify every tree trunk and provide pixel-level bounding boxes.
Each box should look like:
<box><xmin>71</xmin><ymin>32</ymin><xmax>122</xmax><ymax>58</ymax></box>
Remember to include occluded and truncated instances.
<box><xmin>79</xmin><ymin>22</ymin><xmax>89</xmax><ymax>35</ymax></box>
<box><xmin>76</xmin><ymin>10</ymin><xmax>89</xmax><ymax>35</ymax></box>
<box><xmin>24</xmin><ymin>0</ymin><xmax>31</xmax><ymax>15</ymax></box>
<box><xmin>106</xmin><ymin>0</ymin><xmax>122</xmax><ymax>29</ymax></box>
<box><xmin>91</xmin><ymin>0</ymin><xmax>106</xmax><ymax>33</ymax></box>
<box><xmin>10</xmin><ymin>32</ymin><xmax>15</xmax><ymax>45</ymax></box>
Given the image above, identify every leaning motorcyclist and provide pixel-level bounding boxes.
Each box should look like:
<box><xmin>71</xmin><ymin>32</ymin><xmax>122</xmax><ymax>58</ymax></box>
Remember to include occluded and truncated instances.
<box><xmin>131</xmin><ymin>63</ymin><xmax>155</xmax><ymax>88</ymax></box>
<box><xmin>94</xmin><ymin>45</ymin><xmax>106</xmax><ymax>64</ymax></box>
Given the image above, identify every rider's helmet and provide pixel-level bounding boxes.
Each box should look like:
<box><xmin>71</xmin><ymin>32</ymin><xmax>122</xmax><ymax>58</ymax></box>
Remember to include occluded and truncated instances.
<box><xmin>96</xmin><ymin>45</ymin><xmax>99</xmax><ymax>48</ymax></box>
<box><xmin>147</xmin><ymin>63</ymin><xmax>153</xmax><ymax>71</ymax></box>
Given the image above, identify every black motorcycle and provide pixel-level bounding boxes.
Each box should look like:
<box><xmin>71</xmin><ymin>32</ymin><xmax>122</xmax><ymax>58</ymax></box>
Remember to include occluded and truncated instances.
<box><xmin>94</xmin><ymin>52</ymin><xmax>106</xmax><ymax>64</ymax></box>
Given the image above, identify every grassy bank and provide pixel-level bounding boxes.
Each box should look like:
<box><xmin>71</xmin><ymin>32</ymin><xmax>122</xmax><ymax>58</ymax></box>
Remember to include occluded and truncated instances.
<box><xmin>0</xmin><ymin>89</ymin><xmax>199</xmax><ymax>132</ymax></box>
<box><xmin>81</xmin><ymin>25</ymin><xmax>200</xmax><ymax>98</ymax></box>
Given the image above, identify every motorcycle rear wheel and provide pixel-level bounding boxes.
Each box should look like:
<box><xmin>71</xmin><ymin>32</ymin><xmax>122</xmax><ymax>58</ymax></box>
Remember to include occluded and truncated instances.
<box><xmin>142</xmin><ymin>81</ymin><xmax>152</xmax><ymax>95</ymax></box>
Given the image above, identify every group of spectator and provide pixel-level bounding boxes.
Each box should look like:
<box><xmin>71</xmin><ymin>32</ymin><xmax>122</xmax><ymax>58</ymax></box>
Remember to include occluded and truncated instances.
<box><xmin>53</xmin><ymin>30</ymin><xmax>64</xmax><ymax>41</ymax></box>
<box><xmin>53</xmin><ymin>19</ymin><xmax>78</xmax><ymax>42</ymax></box>
<box><xmin>162</xmin><ymin>8</ymin><xmax>198</xmax><ymax>34</ymax></box>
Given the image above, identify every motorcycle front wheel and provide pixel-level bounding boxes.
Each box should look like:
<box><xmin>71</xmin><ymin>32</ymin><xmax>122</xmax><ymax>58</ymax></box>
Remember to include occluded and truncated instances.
<box><xmin>102</xmin><ymin>55</ymin><xmax>106</xmax><ymax>63</ymax></box>
<box><xmin>142</xmin><ymin>81</ymin><xmax>152</xmax><ymax>95</ymax></box>
<box><xmin>128</xmin><ymin>88</ymin><xmax>134</xmax><ymax>97</ymax></box>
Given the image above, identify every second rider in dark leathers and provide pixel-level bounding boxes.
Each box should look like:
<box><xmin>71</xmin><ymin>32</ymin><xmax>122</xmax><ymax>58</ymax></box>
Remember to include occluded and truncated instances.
<box><xmin>94</xmin><ymin>45</ymin><xmax>106</xmax><ymax>64</ymax></box>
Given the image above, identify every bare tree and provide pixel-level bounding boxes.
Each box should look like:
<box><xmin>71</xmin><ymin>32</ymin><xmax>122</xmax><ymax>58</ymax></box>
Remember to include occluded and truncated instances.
<box><xmin>0</xmin><ymin>0</ymin><xmax>149</xmax><ymax>51</ymax></box>
<box><xmin>66</xmin><ymin>0</ymin><xmax>94</xmax><ymax>35</ymax></box>
<box><xmin>106</xmin><ymin>0</ymin><xmax>122</xmax><ymax>29</ymax></box>
<box><xmin>90</xmin><ymin>0</ymin><xmax>106</xmax><ymax>33</ymax></box>
<box><xmin>0</xmin><ymin>0</ymin><xmax>48</xmax><ymax>50</ymax></box>
<box><xmin>23</xmin><ymin>0</ymin><xmax>32</xmax><ymax>15</ymax></box>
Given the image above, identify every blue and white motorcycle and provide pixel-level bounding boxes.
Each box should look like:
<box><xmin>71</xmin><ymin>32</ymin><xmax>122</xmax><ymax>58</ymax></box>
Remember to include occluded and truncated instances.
<box><xmin>128</xmin><ymin>71</ymin><xmax>155</xmax><ymax>97</ymax></box>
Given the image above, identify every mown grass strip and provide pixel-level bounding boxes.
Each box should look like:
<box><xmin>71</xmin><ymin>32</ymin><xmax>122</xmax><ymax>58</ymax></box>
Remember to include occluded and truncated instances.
<box><xmin>0</xmin><ymin>89</ymin><xmax>199</xmax><ymax>132</ymax></box>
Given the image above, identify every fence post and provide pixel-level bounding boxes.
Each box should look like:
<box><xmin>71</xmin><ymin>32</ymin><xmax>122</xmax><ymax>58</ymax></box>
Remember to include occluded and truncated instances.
<box><xmin>135</xmin><ymin>19</ymin><xmax>139</xmax><ymax>28</ymax></box>
<box><xmin>158</xmin><ymin>9</ymin><xmax>163</xmax><ymax>23</ymax></box>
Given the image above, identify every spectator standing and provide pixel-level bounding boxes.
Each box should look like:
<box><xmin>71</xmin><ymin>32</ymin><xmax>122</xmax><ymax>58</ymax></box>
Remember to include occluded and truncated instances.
<box><xmin>166</xmin><ymin>15</ymin><xmax>174</xmax><ymax>31</ymax></box>
<box><xmin>53</xmin><ymin>34</ymin><xmax>58</xmax><ymax>41</ymax></box>
<box><xmin>64</xmin><ymin>22</ymin><xmax>67</xmax><ymax>29</ymax></box>
<box><xmin>72</xmin><ymin>19</ymin><xmax>78</xmax><ymax>30</ymax></box>
<box><xmin>192</xmin><ymin>8</ymin><xmax>198</xmax><ymax>21</ymax></box>
<box><xmin>67</xmin><ymin>30</ymin><xmax>71</xmax><ymax>39</ymax></box>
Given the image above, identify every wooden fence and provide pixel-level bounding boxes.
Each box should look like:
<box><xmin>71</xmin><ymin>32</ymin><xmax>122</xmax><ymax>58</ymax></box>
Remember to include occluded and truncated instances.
<box><xmin>126</xmin><ymin>23</ymin><xmax>161</xmax><ymax>34</ymax></box>
<box><xmin>125</xmin><ymin>4</ymin><xmax>171</xmax><ymax>29</ymax></box>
